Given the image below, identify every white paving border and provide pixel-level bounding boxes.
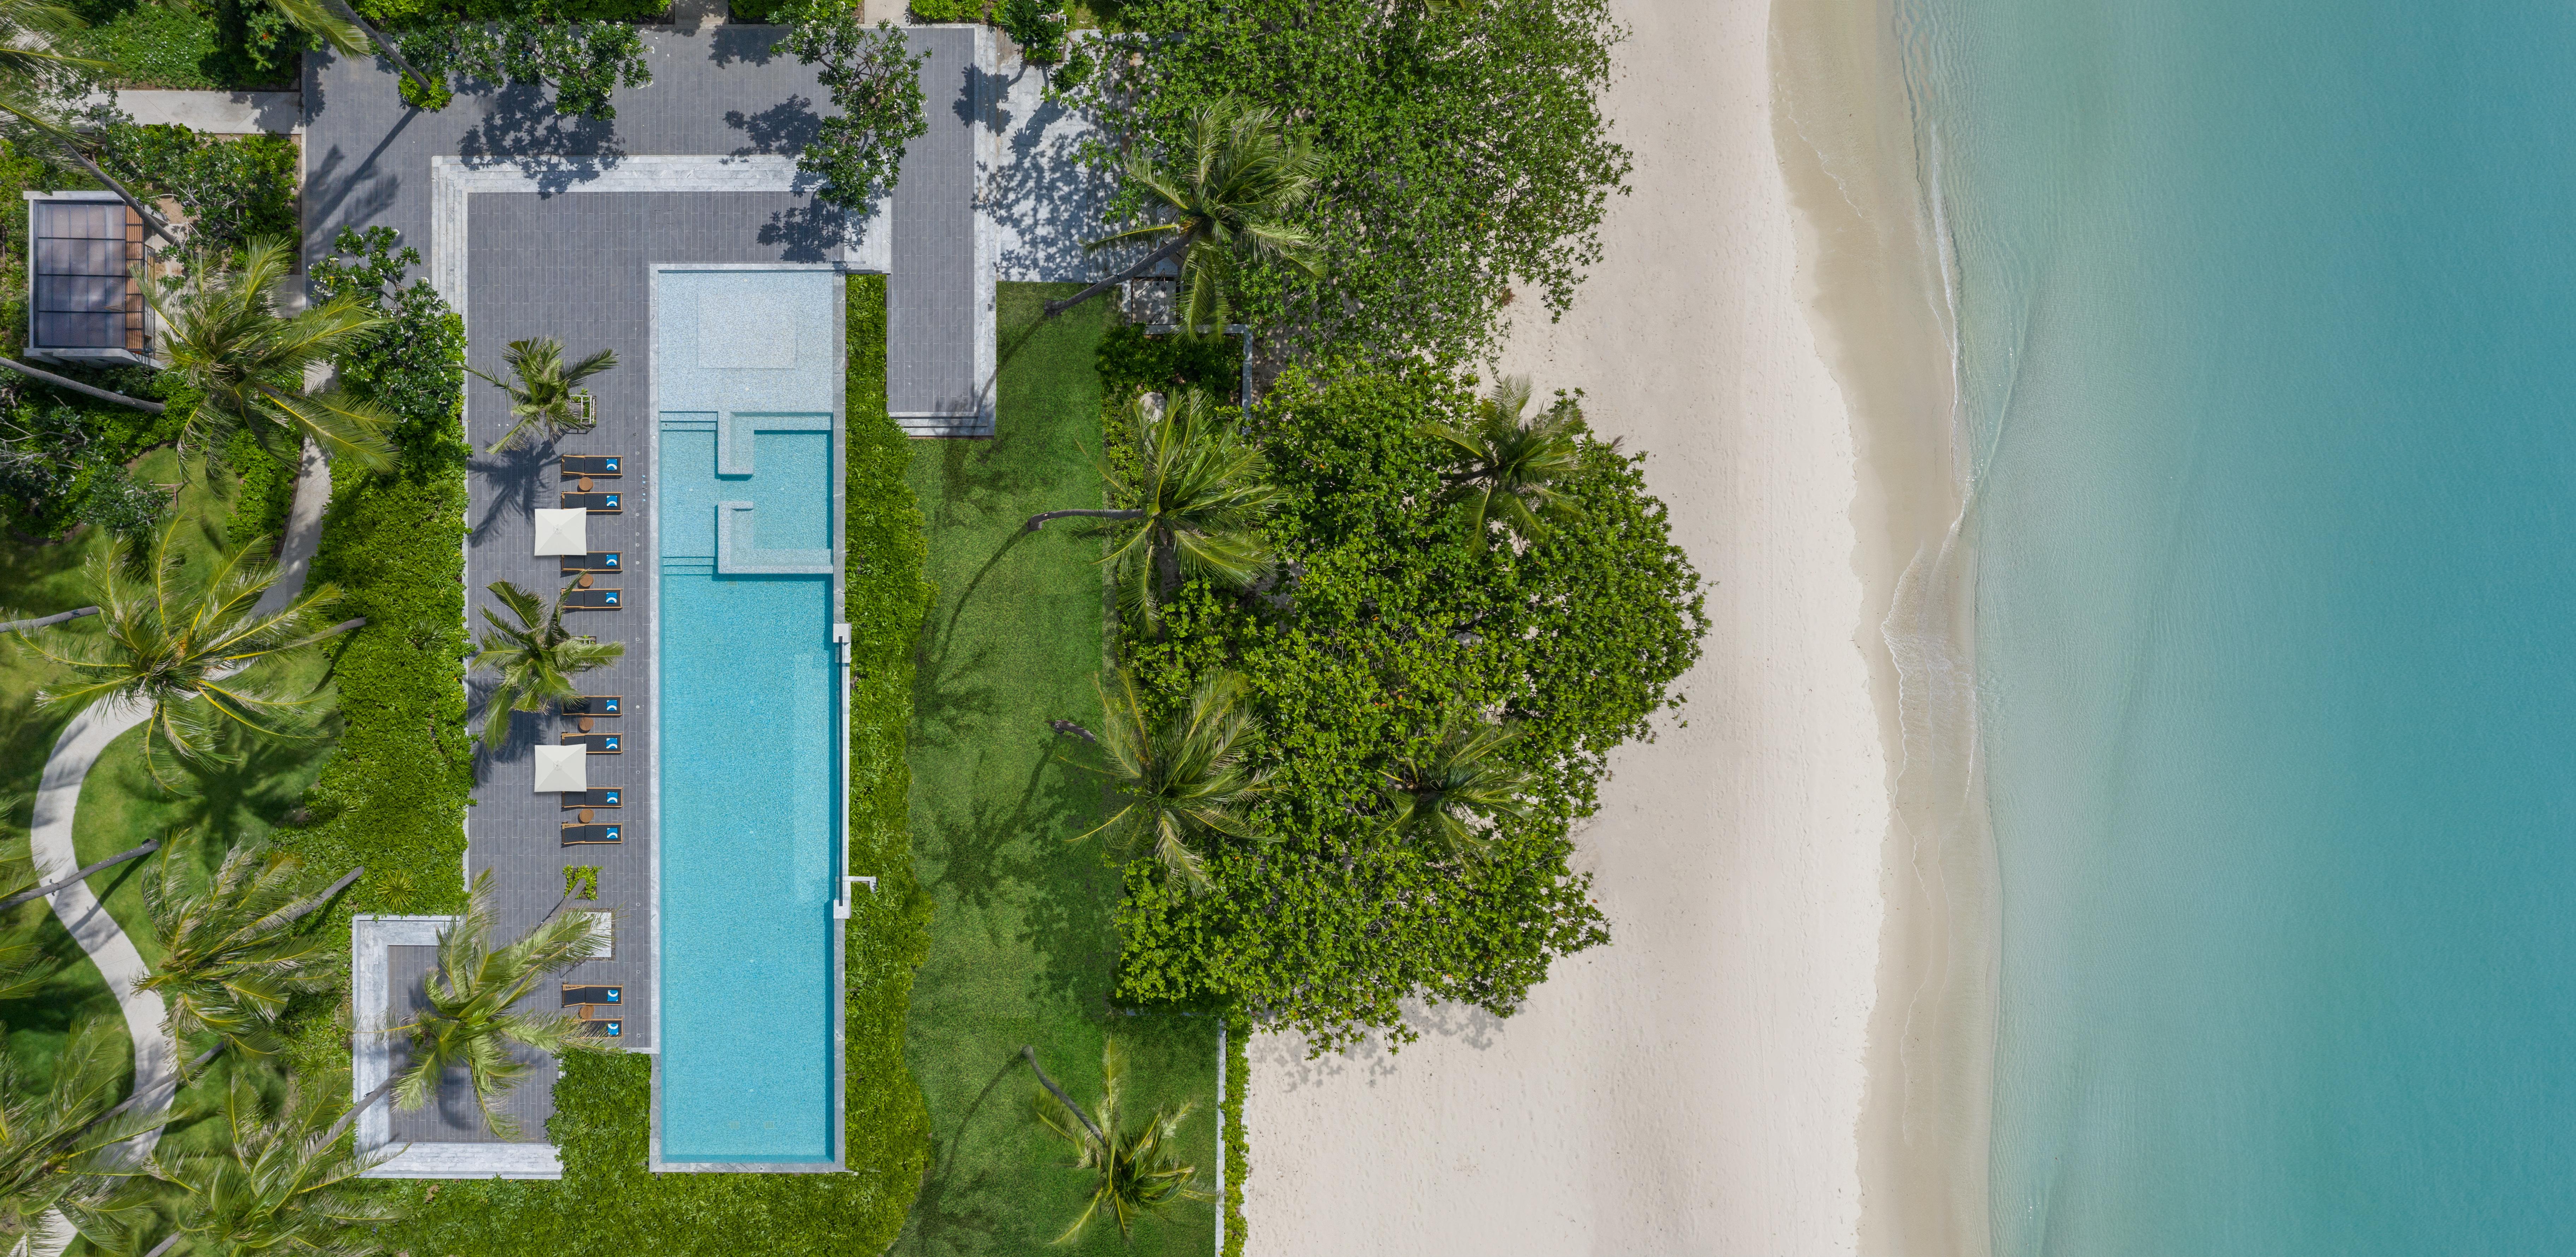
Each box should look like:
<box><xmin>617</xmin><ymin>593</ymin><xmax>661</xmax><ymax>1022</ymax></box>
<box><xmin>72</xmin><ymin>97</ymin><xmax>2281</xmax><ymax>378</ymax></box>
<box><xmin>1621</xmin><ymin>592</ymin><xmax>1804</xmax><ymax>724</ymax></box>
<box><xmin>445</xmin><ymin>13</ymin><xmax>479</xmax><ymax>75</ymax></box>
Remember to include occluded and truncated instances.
<box><xmin>351</xmin><ymin>914</ymin><xmax>565</xmax><ymax>1179</ymax></box>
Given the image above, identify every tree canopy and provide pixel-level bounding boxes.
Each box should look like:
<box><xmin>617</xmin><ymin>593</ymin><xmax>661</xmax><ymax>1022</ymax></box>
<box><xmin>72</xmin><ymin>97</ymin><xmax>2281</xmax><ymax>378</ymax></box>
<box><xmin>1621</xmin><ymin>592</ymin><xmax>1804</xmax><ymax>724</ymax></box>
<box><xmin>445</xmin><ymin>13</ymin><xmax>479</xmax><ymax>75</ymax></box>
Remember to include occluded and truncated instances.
<box><xmin>1109</xmin><ymin>357</ymin><xmax>1705</xmax><ymax>1052</ymax></box>
<box><xmin>1069</xmin><ymin>0</ymin><xmax>1629</xmax><ymax>361</ymax></box>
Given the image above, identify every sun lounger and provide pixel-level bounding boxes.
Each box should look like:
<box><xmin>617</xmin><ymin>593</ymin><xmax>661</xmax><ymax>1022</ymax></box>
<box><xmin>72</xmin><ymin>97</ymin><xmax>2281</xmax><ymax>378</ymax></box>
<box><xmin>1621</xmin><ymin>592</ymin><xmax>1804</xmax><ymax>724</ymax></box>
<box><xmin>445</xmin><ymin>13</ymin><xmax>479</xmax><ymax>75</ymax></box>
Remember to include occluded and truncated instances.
<box><xmin>559</xmin><ymin>551</ymin><xmax>622</xmax><ymax>575</ymax></box>
<box><xmin>573</xmin><ymin>1016</ymin><xmax>622</xmax><ymax>1037</ymax></box>
<box><xmin>561</xmin><ymin>695</ymin><xmax>621</xmax><ymax>717</ymax></box>
<box><xmin>561</xmin><ymin>822</ymin><xmax>623</xmax><ymax>844</ymax></box>
<box><xmin>560</xmin><ymin>455</ymin><xmax>622</xmax><ymax>478</ymax></box>
<box><xmin>562</xmin><ymin>588</ymin><xmax>623</xmax><ymax>611</ymax></box>
<box><xmin>561</xmin><ymin>787</ymin><xmax>623</xmax><ymax>809</ymax></box>
<box><xmin>563</xmin><ymin>984</ymin><xmax>622</xmax><ymax>1007</ymax></box>
<box><xmin>563</xmin><ymin>732</ymin><xmax>623</xmax><ymax>754</ymax></box>
<box><xmin>561</xmin><ymin>491</ymin><xmax>623</xmax><ymax>514</ymax></box>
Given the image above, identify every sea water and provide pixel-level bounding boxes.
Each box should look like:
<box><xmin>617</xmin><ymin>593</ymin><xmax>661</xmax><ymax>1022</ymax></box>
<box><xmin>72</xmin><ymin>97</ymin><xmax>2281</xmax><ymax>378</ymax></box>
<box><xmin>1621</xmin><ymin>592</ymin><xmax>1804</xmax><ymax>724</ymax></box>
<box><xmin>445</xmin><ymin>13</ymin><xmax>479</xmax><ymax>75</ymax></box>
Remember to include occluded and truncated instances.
<box><xmin>1899</xmin><ymin>0</ymin><xmax>2576</xmax><ymax>1250</ymax></box>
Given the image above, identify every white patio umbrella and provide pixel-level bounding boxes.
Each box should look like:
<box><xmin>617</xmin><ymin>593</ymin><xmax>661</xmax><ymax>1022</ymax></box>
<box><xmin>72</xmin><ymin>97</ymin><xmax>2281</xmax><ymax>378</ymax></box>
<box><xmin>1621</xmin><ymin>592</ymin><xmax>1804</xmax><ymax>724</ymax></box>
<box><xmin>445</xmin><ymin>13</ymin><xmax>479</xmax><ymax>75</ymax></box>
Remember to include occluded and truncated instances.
<box><xmin>532</xmin><ymin>743</ymin><xmax>589</xmax><ymax>794</ymax></box>
<box><xmin>532</xmin><ymin>508</ymin><xmax>588</xmax><ymax>557</ymax></box>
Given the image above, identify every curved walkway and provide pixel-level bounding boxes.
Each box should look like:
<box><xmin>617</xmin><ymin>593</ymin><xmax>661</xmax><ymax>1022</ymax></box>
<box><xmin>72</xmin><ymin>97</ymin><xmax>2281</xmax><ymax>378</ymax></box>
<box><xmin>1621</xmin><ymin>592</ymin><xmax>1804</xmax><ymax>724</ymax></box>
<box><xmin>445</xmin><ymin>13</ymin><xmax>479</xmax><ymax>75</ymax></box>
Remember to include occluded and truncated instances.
<box><xmin>23</xmin><ymin>437</ymin><xmax>334</xmax><ymax>1168</ymax></box>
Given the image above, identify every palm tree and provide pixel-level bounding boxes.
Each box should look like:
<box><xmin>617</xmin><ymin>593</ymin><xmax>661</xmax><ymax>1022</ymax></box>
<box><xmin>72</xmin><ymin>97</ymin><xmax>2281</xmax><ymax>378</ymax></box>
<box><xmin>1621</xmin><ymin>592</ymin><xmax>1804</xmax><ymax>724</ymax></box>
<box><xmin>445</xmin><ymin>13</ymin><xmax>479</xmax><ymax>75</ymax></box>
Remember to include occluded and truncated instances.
<box><xmin>1043</xmin><ymin>96</ymin><xmax>1324</xmax><ymax>328</ymax></box>
<box><xmin>17</xmin><ymin>522</ymin><xmax>362</xmax><ymax>784</ymax></box>
<box><xmin>134</xmin><ymin>1072</ymin><xmax>394</xmax><ymax>1257</ymax></box>
<box><xmin>331</xmin><ymin>873</ymin><xmax>609</xmax><ymax>1142</ymax></box>
<box><xmin>1421</xmin><ymin>376</ymin><xmax>1583</xmax><ymax>546</ymax></box>
<box><xmin>1077</xmin><ymin>669</ymin><xmax>1269</xmax><ymax>895</ymax></box>
<box><xmin>1025</xmin><ymin>389</ymin><xmax>1282</xmax><ymax>630</ymax></box>
<box><xmin>469</xmin><ymin>338</ymin><xmax>617</xmax><ymax>455</ymax></box>
<box><xmin>137</xmin><ymin>839</ymin><xmax>358</xmax><ymax>1062</ymax></box>
<box><xmin>469</xmin><ymin>579</ymin><xmax>625</xmax><ymax>747</ymax></box>
<box><xmin>1378</xmin><ymin>711</ymin><xmax>1533</xmax><ymax>858</ymax></box>
<box><xmin>150</xmin><ymin>237</ymin><xmax>400</xmax><ymax>470</ymax></box>
<box><xmin>0</xmin><ymin>1020</ymin><xmax>171</xmax><ymax>1250</ymax></box>
<box><xmin>1024</xmin><ymin>1040</ymin><xmax>1207</xmax><ymax>1245</ymax></box>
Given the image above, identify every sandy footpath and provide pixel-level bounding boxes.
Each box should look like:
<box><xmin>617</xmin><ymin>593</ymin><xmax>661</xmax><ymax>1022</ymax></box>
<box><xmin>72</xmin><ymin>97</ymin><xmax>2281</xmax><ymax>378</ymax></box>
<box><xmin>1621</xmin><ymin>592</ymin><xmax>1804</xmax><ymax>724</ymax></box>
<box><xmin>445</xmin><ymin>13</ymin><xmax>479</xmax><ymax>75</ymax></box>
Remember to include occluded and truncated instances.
<box><xmin>1240</xmin><ymin>0</ymin><xmax>1911</xmax><ymax>1252</ymax></box>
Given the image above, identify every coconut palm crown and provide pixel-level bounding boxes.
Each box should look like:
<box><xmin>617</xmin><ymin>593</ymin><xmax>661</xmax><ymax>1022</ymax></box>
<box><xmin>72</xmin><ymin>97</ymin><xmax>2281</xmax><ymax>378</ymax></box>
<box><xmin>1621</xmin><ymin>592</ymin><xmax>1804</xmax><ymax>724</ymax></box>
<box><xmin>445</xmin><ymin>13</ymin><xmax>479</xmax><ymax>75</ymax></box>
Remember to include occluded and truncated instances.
<box><xmin>137</xmin><ymin>839</ymin><xmax>347</xmax><ymax>1060</ymax></box>
<box><xmin>138</xmin><ymin>1071</ymin><xmax>394</xmax><ymax>1257</ymax></box>
<box><xmin>151</xmin><ymin>237</ymin><xmax>400</xmax><ymax>470</ymax></box>
<box><xmin>371</xmin><ymin>872</ymin><xmax>609</xmax><ymax>1139</ymax></box>
<box><xmin>1378</xmin><ymin>711</ymin><xmax>1534</xmax><ymax>858</ymax></box>
<box><xmin>18</xmin><ymin>523</ymin><xmax>356</xmax><ymax>783</ymax></box>
<box><xmin>1077</xmin><ymin>669</ymin><xmax>1271</xmax><ymax>895</ymax></box>
<box><xmin>1421</xmin><ymin>375</ymin><xmax>1584</xmax><ymax>545</ymax></box>
<box><xmin>469</xmin><ymin>579</ymin><xmax>624</xmax><ymax>747</ymax></box>
<box><xmin>0</xmin><ymin>1020</ymin><xmax>171</xmax><ymax>1249</ymax></box>
<box><xmin>1027</xmin><ymin>1039</ymin><xmax>1207</xmax><ymax>1245</ymax></box>
<box><xmin>1028</xmin><ymin>389</ymin><xmax>1283</xmax><ymax>630</ymax></box>
<box><xmin>1044</xmin><ymin>96</ymin><xmax>1325</xmax><ymax>329</ymax></box>
<box><xmin>469</xmin><ymin>338</ymin><xmax>617</xmax><ymax>455</ymax></box>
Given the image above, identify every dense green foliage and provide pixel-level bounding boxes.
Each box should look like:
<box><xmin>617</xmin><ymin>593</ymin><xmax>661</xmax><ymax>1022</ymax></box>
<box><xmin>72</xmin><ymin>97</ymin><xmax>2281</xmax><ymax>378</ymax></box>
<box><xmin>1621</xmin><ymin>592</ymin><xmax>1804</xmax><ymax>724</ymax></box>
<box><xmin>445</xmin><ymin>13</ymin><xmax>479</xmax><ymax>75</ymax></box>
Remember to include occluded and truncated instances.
<box><xmin>265</xmin><ymin>229</ymin><xmax>471</xmax><ymax>928</ymax></box>
<box><xmin>62</xmin><ymin>0</ymin><xmax>303</xmax><ymax>89</ymax></box>
<box><xmin>780</xmin><ymin>16</ymin><xmax>926</xmax><ymax>213</ymax></box>
<box><xmin>998</xmin><ymin>0</ymin><xmax>1066</xmax><ymax>62</ymax></box>
<box><xmin>394</xmin><ymin>18</ymin><xmax>653</xmax><ymax>119</ymax></box>
<box><xmin>1109</xmin><ymin>358</ymin><xmax>1707</xmax><ymax>1052</ymax></box>
<box><xmin>383</xmin><ymin>276</ymin><xmax>933</xmax><ymax>1257</ymax></box>
<box><xmin>1071</xmin><ymin>0</ymin><xmax>1629</xmax><ymax>360</ymax></box>
<box><xmin>359</xmin><ymin>0</ymin><xmax>666</xmax><ymax>27</ymax></box>
<box><xmin>86</xmin><ymin>117</ymin><xmax>298</xmax><ymax>264</ymax></box>
<box><xmin>0</xmin><ymin>403</ymin><xmax>176</xmax><ymax>541</ymax></box>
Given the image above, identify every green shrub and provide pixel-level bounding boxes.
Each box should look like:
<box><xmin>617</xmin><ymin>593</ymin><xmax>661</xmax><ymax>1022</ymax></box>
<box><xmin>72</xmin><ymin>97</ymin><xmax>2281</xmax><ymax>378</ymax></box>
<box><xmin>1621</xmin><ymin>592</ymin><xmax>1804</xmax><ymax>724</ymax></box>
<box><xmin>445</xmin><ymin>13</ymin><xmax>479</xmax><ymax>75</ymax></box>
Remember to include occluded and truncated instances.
<box><xmin>1222</xmin><ymin>1004</ymin><xmax>1248</xmax><ymax>1257</ymax></box>
<box><xmin>267</xmin><ymin>228</ymin><xmax>472</xmax><ymax>927</ymax></box>
<box><xmin>1109</xmin><ymin>360</ymin><xmax>1708</xmax><ymax>1053</ymax></box>
<box><xmin>220</xmin><ymin>428</ymin><xmax>296</xmax><ymax>548</ymax></box>
<box><xmin>908</xmin><ymin>0</ymin><xmax>977</xmax><ymax>20</ymax></box>
<box><xmin>997</xmin><ymin>0</ymin><xmax>1064</xmax><ymax>61</ymax></box>
<box><xmin>395</xmin><ymin>19</ymin><xmax>655</xmax><ymax>119</ymax></box>
<box><xmin>85</xmin><ymin>119</ymin><xmax>299</xmax><ymax>266</ymax></box>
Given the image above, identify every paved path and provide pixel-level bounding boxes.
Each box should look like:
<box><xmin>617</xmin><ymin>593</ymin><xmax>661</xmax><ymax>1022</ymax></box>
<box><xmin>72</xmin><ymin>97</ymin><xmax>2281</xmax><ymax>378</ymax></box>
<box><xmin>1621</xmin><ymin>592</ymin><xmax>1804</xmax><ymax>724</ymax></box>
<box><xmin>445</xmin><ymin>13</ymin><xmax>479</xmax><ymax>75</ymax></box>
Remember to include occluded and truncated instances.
<box><xmin>22</xmin><ymin>438</ymin><xmax>334</xmax><ymax>1177</ymax></box>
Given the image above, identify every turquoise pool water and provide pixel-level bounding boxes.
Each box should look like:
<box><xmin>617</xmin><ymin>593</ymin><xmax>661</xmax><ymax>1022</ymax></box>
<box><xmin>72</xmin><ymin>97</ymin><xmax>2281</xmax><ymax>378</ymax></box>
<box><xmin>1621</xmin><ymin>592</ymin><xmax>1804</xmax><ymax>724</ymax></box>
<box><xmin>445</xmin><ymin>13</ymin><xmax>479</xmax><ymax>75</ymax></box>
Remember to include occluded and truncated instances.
<box><xmin>654</xmin><ymin>268</ymin><xmax>843</xmax><ymax>1166</ymax></box>
<box><xmin>1899</xmin><ymin>0</ymin><xmax>2576</xmax><ymax>1249</ymax></box>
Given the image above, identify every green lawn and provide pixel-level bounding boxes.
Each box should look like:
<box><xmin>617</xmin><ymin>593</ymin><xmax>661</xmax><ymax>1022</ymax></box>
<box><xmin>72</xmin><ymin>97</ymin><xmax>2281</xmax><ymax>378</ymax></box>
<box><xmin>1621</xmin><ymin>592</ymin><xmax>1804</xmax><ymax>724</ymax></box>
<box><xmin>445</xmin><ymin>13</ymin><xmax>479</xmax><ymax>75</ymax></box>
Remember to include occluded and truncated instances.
<box><xmin>894</xmin><ymin>284</ymin><xmax>1219</xmax><ymax>1257</ymax></box>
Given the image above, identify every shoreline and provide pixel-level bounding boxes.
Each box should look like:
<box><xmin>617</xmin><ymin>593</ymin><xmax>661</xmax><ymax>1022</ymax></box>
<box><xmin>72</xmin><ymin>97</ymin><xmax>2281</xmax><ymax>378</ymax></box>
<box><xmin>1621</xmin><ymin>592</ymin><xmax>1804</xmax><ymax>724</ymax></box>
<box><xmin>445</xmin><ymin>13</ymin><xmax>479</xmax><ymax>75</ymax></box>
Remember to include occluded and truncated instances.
<box><xmin>1239</xmin><ymin>0</ymin><xmax>1973</xmax><ymax>1250</ymax></box>
<box><xmin>1769</xmin><ymin>0</ymin><xmax>1996</xmax><ymax>1253</ymax></box>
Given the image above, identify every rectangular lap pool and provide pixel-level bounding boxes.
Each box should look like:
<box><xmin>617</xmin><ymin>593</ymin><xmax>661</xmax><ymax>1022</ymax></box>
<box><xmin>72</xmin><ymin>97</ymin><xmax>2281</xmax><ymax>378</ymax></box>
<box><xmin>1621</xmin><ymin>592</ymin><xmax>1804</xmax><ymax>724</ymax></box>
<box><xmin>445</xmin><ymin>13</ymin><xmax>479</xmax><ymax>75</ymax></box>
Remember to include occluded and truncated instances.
<box><xmin>652</xmin><ymin>267</ymin><xmax>846</xmax><ymax>1168</ymax></box>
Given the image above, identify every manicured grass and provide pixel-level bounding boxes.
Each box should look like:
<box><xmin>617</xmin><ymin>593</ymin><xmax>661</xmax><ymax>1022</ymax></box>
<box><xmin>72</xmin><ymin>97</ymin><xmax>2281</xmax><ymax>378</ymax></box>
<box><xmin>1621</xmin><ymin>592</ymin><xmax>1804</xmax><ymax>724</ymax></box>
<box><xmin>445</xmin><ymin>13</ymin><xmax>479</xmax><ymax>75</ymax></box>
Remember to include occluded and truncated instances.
<box><xmin>893</xmin><ymin>283</ymin><xmax>1218</xmax><ymax>1257</ymax></box>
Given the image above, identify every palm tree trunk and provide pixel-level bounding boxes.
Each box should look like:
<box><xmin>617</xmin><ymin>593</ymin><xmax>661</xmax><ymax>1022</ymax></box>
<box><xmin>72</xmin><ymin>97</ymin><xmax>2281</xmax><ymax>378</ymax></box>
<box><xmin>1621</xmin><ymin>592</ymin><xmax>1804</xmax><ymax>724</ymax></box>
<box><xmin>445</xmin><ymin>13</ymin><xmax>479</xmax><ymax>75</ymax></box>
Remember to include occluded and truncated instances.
<box><xmin>1024</xmin><ymin>508</ymin><xmax>1144</xmax><ymax>532</ymax></box>
<box><xmin>322</xmin><ymin>1074</ymin><xmax>400</xmax><ymax>1145</ymax></box>
<box><xmin>0</xmin><ymin>839</ymin><xmax>159</xmax><ymax>911</ymax></box>
<box><xmin>142</xmin><ymin>1232</ymin><xmax>179</xmax><ymax>1257</ymax></box>
<box><xmin>0</xmin><ymin>606</ymin><xmax>99</xmax><ymax>634</ymax></box>
<box><xmin>1044</xmin><ymin>235</ymin><xmax>1192</xmax><ymax>318</ymax></box>
<box><xmin>280</xmin><ymin>866</ymin><xmax>363</xmax><ymax>926</ymax></box>
<box><xmin>320</xmin><ymin>0</ymin><xmax>439</xmax><ymax>101</ymax></box>
<box><xmin>53</xmin><ymin>142</ymin><xmax>179</xmax><ymax>249</ymax></box>
<box><xmin>1022</xmin><ymin>1046</ymin><xmax>1106</xmax><ymax>1143</ymax></box>
<box><xmin>0</xmin><ymin>357</ymin><xmax>165</xmax><ymax>413</ymax></box>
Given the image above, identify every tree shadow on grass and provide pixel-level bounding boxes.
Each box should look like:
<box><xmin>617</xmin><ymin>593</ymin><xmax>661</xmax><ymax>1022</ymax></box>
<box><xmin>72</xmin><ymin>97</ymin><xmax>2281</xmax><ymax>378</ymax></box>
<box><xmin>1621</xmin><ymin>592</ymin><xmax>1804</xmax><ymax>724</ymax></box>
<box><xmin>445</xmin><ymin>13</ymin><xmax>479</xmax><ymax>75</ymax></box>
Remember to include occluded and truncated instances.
<box><xmin>898</xmin><ymin>1050</ymin><xmax>1031</xmax><ymax>1257</ymax></box>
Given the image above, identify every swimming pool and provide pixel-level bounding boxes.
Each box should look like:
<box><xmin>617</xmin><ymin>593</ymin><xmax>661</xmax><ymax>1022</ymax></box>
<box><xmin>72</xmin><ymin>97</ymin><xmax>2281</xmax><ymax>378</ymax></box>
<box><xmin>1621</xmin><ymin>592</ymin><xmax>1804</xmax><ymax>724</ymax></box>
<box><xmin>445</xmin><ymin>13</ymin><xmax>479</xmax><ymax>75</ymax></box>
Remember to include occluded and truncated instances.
<box><xmin>651</xmin><ymin>267</ymin><xmax>846</xmax><ymax>1168</ymax></box>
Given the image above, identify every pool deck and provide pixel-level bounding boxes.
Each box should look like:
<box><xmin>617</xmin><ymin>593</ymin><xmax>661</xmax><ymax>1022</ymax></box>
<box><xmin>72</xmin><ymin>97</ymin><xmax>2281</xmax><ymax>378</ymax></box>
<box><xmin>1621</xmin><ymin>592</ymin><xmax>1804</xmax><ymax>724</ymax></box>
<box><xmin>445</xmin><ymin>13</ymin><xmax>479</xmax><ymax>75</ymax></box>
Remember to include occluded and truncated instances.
<box><xmin>308</xmin><ymin>20</ymin><xmax>1108</xmax><ymax>1175</ymax></box>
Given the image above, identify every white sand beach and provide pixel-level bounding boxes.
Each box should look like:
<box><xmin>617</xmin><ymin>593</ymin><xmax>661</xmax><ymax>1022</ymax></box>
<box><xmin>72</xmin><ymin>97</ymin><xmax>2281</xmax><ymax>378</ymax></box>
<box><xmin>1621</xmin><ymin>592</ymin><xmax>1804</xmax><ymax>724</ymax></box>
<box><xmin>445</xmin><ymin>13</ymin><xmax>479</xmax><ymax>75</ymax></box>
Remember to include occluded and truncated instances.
<box><xmin>1242</xmin><ymin>0</ymin><xmax>1975</xmax><ymax>1252</ymax></box>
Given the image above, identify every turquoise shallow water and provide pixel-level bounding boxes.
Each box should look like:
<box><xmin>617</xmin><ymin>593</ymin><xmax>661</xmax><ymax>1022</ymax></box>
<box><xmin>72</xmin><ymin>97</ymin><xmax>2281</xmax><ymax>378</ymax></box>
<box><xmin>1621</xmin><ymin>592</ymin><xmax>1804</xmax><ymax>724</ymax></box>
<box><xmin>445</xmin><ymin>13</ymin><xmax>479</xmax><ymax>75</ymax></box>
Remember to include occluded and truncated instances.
<box><xmin>1902</xmin><ymin>0</ymin><xmax>2576</xmax><ymax>1250</ymax></box>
